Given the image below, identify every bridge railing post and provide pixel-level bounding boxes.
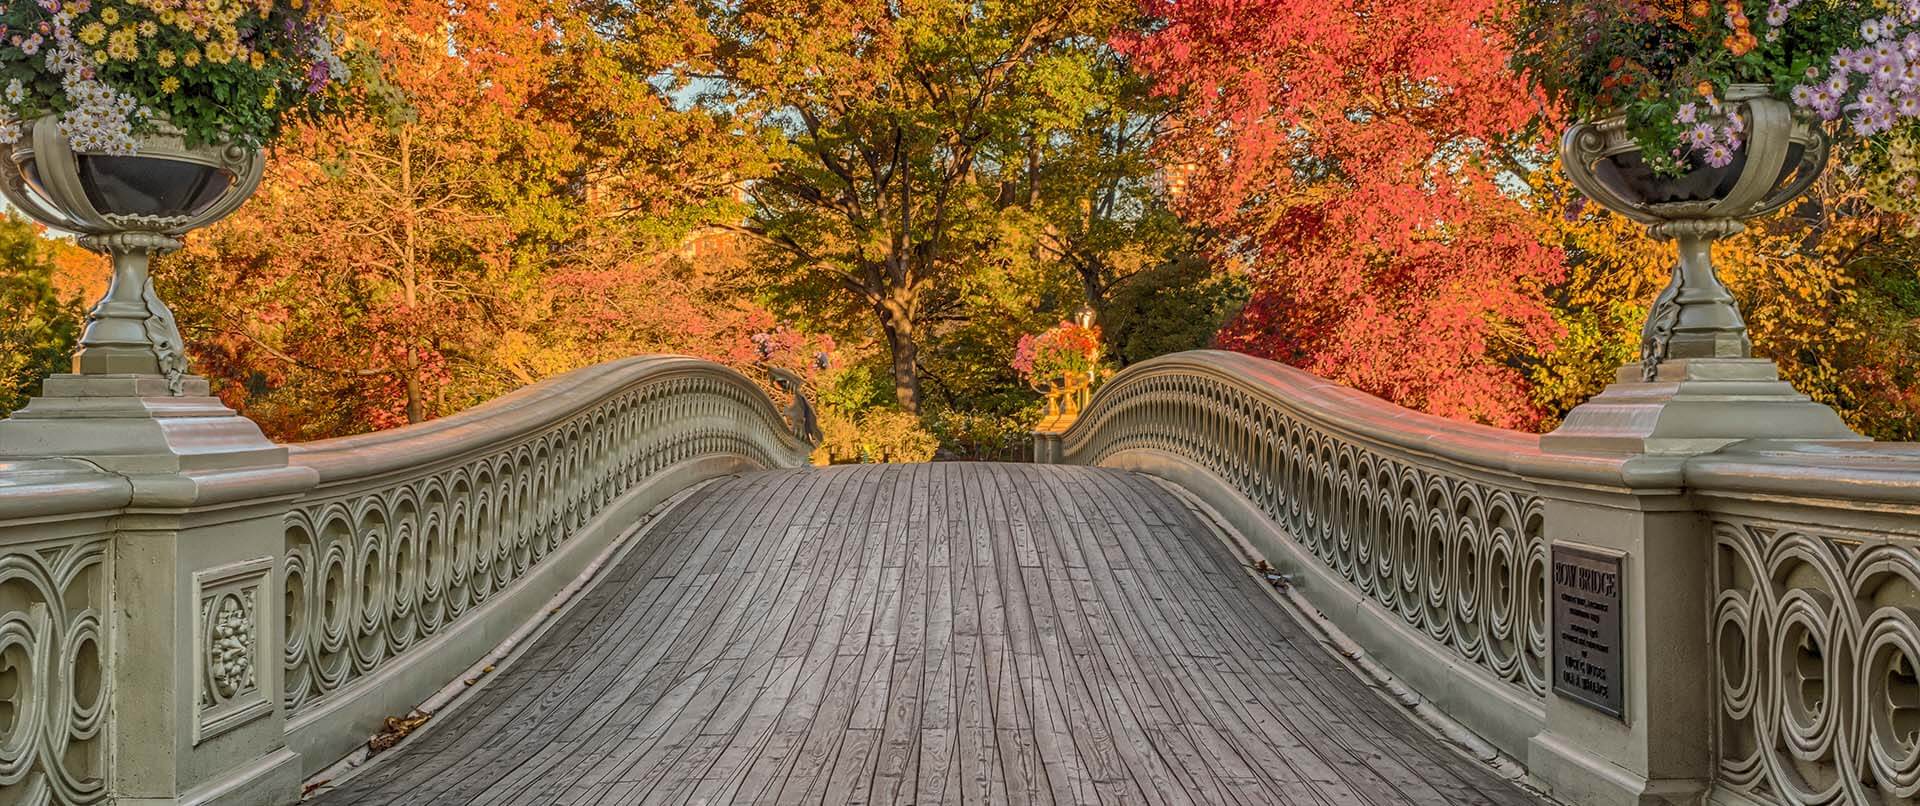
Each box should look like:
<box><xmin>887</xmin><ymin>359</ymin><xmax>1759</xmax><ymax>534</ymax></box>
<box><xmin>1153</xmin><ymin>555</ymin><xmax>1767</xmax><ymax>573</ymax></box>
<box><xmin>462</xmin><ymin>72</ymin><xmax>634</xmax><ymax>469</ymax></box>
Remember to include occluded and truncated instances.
<box><xmin>0</xmin><ymin>373</ymin><xmax>316</xmax><ymax>806</ymax></box>
<box><xmin>1526</xmin><ymin>472</ymin><xmax>1715</xmax><ymax>806</ymax></box>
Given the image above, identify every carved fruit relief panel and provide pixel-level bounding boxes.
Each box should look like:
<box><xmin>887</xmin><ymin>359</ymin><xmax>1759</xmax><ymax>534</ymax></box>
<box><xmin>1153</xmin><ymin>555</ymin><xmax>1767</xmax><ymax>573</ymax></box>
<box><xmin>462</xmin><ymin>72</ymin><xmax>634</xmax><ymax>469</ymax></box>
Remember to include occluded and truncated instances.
<box><xmin>194</xmin><ymin>557</ymin><xmax>273</xmax><ymax>745</ymax></box>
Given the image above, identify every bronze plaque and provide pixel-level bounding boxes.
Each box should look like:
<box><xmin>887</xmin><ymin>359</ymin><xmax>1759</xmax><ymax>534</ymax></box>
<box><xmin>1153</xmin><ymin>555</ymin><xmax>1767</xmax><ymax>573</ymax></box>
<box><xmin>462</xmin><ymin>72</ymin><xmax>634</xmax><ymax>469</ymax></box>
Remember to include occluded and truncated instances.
<box><xmin>1552</xmin><ymin>544</ymin><xmax>1625</xmax><ymax>719</ymax></box>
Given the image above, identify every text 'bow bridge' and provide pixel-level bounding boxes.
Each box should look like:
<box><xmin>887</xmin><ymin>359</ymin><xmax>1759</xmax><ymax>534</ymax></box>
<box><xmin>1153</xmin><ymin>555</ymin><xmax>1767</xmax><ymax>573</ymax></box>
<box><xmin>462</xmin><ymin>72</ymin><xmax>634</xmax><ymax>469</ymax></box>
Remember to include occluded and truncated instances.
<box><xmin>2</xmin><ymin>351</ymin><xmax>1917</xmax><ymax>806</ymax></box>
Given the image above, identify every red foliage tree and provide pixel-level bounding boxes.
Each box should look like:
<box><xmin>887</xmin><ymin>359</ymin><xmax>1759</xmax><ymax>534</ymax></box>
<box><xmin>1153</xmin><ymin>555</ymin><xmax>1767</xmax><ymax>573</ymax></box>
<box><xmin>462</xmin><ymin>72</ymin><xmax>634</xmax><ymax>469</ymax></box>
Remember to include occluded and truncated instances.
<box><xmin>1122</xmin><ymin>0</ymin><xmax>1568</xmax><ymax>428</ymax></box>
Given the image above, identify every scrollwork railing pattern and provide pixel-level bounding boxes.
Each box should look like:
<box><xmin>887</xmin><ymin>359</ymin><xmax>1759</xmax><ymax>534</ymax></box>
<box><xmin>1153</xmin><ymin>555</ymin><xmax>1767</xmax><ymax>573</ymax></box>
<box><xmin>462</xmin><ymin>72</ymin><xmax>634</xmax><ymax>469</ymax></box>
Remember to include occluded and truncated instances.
<box><xmin>282</xmin><ymin>362</ymin><xmax>812</xmax><ymax>715</ymax></box>
<box><xmin>0</xmin><ymin>531</ymin><xmax>111</xmax><ymax>805</ymax></box>
<box><xmin>1713</xmin><ymin>517</ymin><xmax>1920</xmax><ymax>805</ymax></box>
<box><xmin>1060</xmin><ymin>356</ymin><xmax>1550</xmax><ymax>698</ymax></box>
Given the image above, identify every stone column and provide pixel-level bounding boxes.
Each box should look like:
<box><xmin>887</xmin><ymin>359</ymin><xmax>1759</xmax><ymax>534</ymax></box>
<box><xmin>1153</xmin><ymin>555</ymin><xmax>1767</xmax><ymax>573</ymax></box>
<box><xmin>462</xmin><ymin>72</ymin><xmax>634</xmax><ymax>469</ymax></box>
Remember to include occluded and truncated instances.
<box><xmin>1527</xmin><ymin>466</ymin><xmax>1715</xmax><ymax>806</ymax></box>
<box><xmin>0</xmin><ymin>373</ymin><xmax>316</xmax><ymax>806</ymax></box>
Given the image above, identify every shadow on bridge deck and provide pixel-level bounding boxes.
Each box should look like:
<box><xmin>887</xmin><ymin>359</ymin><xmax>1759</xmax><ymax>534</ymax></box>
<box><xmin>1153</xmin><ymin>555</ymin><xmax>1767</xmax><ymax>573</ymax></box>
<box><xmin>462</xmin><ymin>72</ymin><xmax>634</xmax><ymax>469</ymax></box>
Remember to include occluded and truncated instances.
<box><xmin>308</xmin><ymin>463</ymin><xmax>1541</xmax><ymax>805</ymax></box>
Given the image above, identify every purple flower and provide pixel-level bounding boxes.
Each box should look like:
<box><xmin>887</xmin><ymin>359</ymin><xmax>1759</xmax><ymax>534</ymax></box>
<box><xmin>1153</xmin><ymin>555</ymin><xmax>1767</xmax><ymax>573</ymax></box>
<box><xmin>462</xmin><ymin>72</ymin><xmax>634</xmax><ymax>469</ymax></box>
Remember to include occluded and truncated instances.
<box><xmin>306</xmin><ymin>61</ymin><xmax>331</xmax><ymax>92</ymax></box>
<box><xmin>1864</xmin><ymin>17</ymin><xmax>1889</xmax><ymax>42</ymax></box>
<box><xmin>1852</xmin><ymin>111</ymin><xmax>1893</xmax><ymax>136</ymax></box>
<box><xmin>1766</xmin><ymin>4</ymin><xmax>1788</xmax><ymax>25</ymax></box>
<box><xmin>1676</xmin><ymin>102</ymin><xmax>1699</xmax><ymax>124</ymax></box>
<box><xmin>1685</xmin><ymin>123</ymin><xmax>1716</xmax><ymax>148</ymax></box>
<box><xmin>1704</xmin><ymin>142</ymin><xmax>1735</xmax><ymax>167</ymax></box>
<box><xmin>1811</xmin><ymin>93</ymin><xmax>1842</xmax><ymax>121</ymax></box>
<box><xmin>1828</xmin><ymin>74</ymin><xmax>1853</xmax><ymax>96</ymax></box>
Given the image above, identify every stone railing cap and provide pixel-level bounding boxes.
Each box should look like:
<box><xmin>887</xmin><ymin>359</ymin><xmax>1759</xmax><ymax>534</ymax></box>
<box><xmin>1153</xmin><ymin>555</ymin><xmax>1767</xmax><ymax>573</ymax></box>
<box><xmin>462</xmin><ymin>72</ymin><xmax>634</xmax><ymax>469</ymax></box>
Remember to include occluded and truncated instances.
<box><xmin>0</xmin><ymin>457</ymin><xmax>132</xmax><ymax>521</ymax></box>
<box><xmin>1687</xmin><ymin>439</ymin><xmax>1920</xmax><ymax>507</ymax></box>
<box><xmin>288</xmin><ymin>355</ymin><xmax>810</xmax><ymax>486</ymax></box>
<box><xmin>1077</xmin><ymin>351</ymin><xmax>1657</xmax><ymax>489</ymax></box>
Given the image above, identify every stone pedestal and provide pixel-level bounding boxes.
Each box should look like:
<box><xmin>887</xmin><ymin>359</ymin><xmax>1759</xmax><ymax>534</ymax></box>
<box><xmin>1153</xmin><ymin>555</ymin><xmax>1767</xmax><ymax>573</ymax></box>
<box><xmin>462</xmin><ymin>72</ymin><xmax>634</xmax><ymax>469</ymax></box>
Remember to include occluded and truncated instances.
<box><xmin>1532</xmin><ymin>356</ymin><xmax>1862</xmax><ymax>805</ymax></box>
<box><xmin>0</xmin><ymin>374</ymin><xmax>285</xmax><ymax>474</ymax></box>
<box><xmin>0</xmin><ymin>373</ymin><xmax>315</xmax><ymax>806</ymax></box>
<box><xmin>1543</xmin><ymin>358</ymin><xmax>1863</xmax><ymax>456</ymax></box>
<box><xmin>1527</xmin><ymin>484</ymin><xmax>1714</xmax><ymax>806</ymax></box>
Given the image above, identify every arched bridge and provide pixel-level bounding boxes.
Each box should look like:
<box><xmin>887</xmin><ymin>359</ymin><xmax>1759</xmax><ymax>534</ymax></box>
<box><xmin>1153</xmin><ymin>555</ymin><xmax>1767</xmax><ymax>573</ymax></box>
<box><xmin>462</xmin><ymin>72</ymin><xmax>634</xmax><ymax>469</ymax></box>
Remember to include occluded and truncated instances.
<box><xmin>305</xmin><ymin>464</ymin><xmax>1537</xmax><ymax>806</ymax></box>
<box><xmin>2</xmin><ymin>351</ymin><xmax>1917</xmax><ymax>806</ymax></box>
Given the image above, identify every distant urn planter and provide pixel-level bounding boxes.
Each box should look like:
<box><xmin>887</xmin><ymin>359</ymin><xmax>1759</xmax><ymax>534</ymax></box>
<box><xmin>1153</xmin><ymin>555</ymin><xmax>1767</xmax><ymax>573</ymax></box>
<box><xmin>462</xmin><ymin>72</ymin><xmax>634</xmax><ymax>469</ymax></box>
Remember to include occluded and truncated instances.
<box><xmin>1561</xmin><ymin>85</ymin><xmax>1829</xmax><ymax>380</ymax></box>
<box><xmin>0</xmin><ymin>115</ymin><xmax>264</xmax><ymax>394</ymax></box>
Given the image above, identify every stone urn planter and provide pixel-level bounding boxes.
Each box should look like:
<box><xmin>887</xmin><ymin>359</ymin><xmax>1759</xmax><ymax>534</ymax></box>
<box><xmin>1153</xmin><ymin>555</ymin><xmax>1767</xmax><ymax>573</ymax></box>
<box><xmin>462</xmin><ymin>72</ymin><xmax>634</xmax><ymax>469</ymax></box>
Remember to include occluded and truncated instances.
<box><xmin>1545</xmin><ymin>85</ymin><xmax>1861</xmax><ymax>454</ymax></box>
<box><xmin>0</xmin><ymin>114</ymin><xmax>264</xmax><ymax>393</ymax></box>
<box><xmin>1561</xmin><ymin>84</ymin><xmax>1829</xmax><ymax>380</ymax></box>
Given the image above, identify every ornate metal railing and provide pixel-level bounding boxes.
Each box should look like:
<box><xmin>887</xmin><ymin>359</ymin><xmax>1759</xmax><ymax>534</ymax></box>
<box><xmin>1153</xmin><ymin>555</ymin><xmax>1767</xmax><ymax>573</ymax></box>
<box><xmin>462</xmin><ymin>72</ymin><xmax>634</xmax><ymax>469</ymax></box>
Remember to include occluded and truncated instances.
<box><xmin>277</xmin><ymin>355</ymin><xmax>813</xmax><ymax>763</ymax></box>
<box><xmin>0</xmin><ymin>461</ymin><xmax>128</xmax><ymax>806</ymax></box>
<box><xmin>1054</xmin><ymin>350</ymin><xmax>1639</xmax><ymax>759</ymax></box>
<box><xmin>1692</xmin><ymin>442</ymin><xmax>1920</xmax><ymax>805</ymax></box>
<box><xmin>1057</xmin><ymin>350</ymin><xmax>1920</xmax><ymax>805</ymax></box>
<box><xmin>0</xmin><ymin>355</ymin><xmax>814</xmax><ymax>805</ymax></box>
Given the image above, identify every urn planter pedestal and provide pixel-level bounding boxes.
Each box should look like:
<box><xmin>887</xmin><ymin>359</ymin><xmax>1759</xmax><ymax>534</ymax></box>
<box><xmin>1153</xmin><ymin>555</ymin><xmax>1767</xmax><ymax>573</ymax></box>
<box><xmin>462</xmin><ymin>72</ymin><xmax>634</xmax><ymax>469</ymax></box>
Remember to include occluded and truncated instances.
<box><xmin>1530</xmin><ymin>86</ymin><xmax>1864</xmax><ymax>806</ymax></box>
<box><xmin>1544</xmin><ymin>85</ymin><xmax>1862</xmax><ymax>456</ymax></box>
<box><xmin>0</xmin><ymin>116</ymin><xmax>313</xmax><ymax>806</ymax></box>
<box><xmin>0</xmin><ymin>115</ymin><xmax>286</xmax><ymax>473</ymax></box>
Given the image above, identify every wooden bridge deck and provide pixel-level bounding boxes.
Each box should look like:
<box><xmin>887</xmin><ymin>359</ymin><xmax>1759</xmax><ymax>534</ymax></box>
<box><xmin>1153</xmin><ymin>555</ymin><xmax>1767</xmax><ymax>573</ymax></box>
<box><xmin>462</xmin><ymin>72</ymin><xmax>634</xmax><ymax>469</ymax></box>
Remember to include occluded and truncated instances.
<box><xmin>310</xmin><ymin>463</ymin><xmax>1541</xmax><ymax>805</ymax></box>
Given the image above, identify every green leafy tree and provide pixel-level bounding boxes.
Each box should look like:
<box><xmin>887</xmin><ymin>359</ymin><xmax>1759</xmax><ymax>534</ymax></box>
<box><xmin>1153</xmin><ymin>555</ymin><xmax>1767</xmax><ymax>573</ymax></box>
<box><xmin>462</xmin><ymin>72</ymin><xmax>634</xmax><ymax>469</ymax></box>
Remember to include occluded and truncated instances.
<box><xmin>0</xmin><ymin>216</ymin><xmax>83</xmax><ymax>415</ymax></box>
<box><xmin>1102</xmin><ymin>255</ymin><xmax>1248</xmax><ymax>365</ymax></box>
<box><xmin>673</xmin><ymin>0</ymin><xmax>1161</xmax><ymax>414</ymax></box>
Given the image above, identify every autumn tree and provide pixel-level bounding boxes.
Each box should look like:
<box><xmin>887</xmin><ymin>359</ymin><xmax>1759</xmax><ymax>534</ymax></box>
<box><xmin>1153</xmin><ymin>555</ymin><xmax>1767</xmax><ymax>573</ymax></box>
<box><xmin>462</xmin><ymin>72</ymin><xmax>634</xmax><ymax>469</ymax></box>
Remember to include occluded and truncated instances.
<box><xmin>1124</xmin><ymin>0</ymin><xmax>1567</xmax><ymax>429</ymax></box>
<box><xmin>163</xmin><ymin>0</ymin><xmax>793</xmax><ymax>438</ymax></box>
<box><xmin>665</xmin><ymin>0</ymin><xmax>1161</xmax><ymax>414</ymax></box>
<box><xmin>0</xmin><ymin>216</ymin><xmax>85</xmax><ymax>415</ymax></box>
<box><xmin>1538</xmin><ymin>162</ymin><xmax>1920</xmax><ymax>438</ymax></box>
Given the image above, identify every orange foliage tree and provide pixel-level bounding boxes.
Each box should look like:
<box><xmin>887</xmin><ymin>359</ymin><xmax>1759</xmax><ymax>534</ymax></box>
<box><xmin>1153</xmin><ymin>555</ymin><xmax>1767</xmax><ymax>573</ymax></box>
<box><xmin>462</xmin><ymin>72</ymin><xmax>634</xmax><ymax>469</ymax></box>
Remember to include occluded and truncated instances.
<box><xmin>161</xmin><ymin>0</ymin><xmax>816</xmax><ymax>440</ymax></box>
<box><xmin>1127</xmin><ymin>0</ymin><xmax>1920</xmax><ymax>437</ymax></box>
<box><xmin>1122</xmin><ymin>0</ymin><xmax>1568</xmax><ymax>430</ymax></box>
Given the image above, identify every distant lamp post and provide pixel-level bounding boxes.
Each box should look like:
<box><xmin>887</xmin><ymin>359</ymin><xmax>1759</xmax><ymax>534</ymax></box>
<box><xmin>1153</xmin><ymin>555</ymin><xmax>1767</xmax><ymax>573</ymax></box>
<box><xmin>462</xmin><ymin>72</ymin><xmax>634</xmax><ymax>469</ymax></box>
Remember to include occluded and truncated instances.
<box><xmin>1075</xmin><ymin>305</ymin><xmax>1095</xmax><ymax>329</ymax></box>
<box><xmin>0</xmin><ymin>116</ymin><xmax>264</xmax><ymax>394</ymax></box>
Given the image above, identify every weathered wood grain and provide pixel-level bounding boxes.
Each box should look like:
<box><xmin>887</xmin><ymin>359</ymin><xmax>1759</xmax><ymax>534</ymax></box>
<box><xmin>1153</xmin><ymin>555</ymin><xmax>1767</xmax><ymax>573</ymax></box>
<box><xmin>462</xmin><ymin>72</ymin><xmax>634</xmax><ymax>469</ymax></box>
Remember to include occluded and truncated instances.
<box><xmin>309</xmin><ymin>464</ymin><xmax>1541</xmax><ymax>806</ymax></box>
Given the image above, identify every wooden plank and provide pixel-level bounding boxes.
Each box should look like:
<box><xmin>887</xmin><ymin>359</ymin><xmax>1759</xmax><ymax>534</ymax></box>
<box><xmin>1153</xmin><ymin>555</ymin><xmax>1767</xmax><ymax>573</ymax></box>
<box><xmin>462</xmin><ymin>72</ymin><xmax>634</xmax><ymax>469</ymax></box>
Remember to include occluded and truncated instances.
<box><xmin>312</xmin><ymin>464</ymin><xmax>1547</xmax><ymax>806</ymax></box>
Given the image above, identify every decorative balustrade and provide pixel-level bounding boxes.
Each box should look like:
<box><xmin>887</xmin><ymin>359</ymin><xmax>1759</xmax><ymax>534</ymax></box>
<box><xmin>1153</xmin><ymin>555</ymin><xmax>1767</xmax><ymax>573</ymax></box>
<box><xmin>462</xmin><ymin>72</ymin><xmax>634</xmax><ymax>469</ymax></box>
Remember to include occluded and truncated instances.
<box><xmin>1691</xmin><ymin>443</ymin><xmax>1920</xmax><ymax>806</ymax></box>
<box><xmin>1058</xmin><ymin>353</ymin><xmax>1627</xmax><ymax>699</ymax></box>
<box><xmin>277</xmin><ymin>355</ymin><xmax>813</xmax><ymax>763</ymax></box>
<box><xmin>0</xmin><ymin>461</ymin><xmax>128</xmax><ymax>806</ymax></box>
<box><xmin>1053</xmin><ymin>350</ymin><xmax>1655</xmax><ymax>770</ymax></box>
<box><xmin>1055</xmin><ymin>350</ymin><xmax>1920</xmax><ymax>806</ymax></box>
<box><xmin>0</xmin><ymin>355</ymin><xmax>813</xmax><ymax>805</ymax></box>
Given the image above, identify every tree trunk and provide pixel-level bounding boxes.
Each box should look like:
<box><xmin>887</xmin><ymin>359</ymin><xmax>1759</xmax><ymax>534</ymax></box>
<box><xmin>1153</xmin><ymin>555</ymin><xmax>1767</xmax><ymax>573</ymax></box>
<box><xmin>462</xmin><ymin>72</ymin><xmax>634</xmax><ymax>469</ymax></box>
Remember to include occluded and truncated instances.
<box><xmin>404</xmin><ymin>366</ymin><xmax>424</xmax><ymax>424</ymax></box>
<box><xmin>400</xmin><ymin>126</ymin><xmax>425</xmax><ymax>425</ymax></box>
<box><xmin>877</xmin><ymin>302</ymin><xmax>921</xmax><ymax>414</ymax></box>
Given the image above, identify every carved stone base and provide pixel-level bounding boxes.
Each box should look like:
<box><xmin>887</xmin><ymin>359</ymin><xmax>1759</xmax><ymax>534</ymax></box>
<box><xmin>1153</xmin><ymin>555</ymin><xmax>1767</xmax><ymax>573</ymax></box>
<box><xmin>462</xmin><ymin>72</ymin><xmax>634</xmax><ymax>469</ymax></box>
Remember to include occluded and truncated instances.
<box><xmin>0</xmin><ymin>373</ymin><xmax>286</xmax><ymax>474</ymax></box>
<box><xmin>1543</xmin><ymin>359</ymin><xmax>1864</xmax><ymax>456</ymax></box>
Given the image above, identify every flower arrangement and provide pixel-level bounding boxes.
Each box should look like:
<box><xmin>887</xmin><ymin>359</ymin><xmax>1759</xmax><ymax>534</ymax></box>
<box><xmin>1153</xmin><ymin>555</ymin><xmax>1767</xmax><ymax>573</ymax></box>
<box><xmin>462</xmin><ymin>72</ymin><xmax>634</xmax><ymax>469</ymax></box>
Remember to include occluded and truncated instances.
<box><xmin>1513</xmin><ymin>0</ymin><xmax>1920</xmax><ymax>174</ymax></box>
<box><xmin>1012</xmin><ymin>321</ymin><xmax>1104</xmax><ymax>386</ymax></box>
<box><xmin>0</xmin><ymin>0</ymin><xmax>346</xmax><ymax>154</ymax></box>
